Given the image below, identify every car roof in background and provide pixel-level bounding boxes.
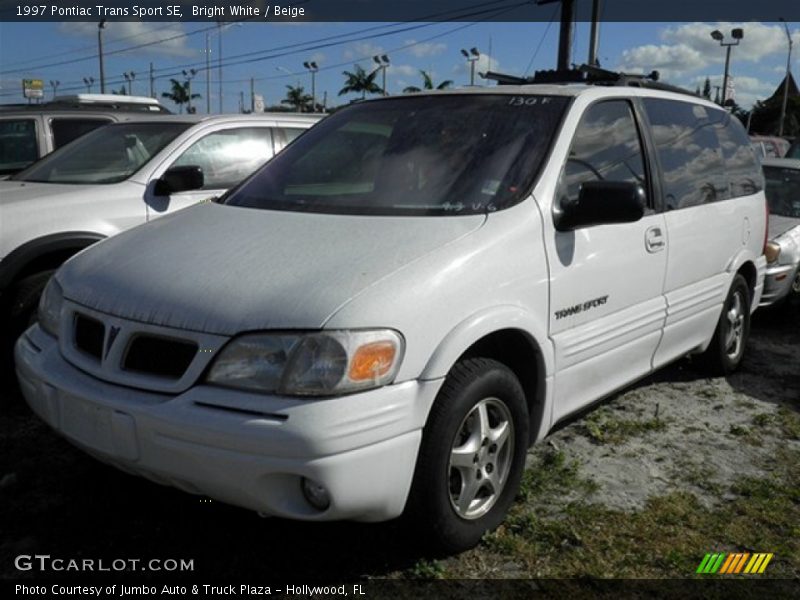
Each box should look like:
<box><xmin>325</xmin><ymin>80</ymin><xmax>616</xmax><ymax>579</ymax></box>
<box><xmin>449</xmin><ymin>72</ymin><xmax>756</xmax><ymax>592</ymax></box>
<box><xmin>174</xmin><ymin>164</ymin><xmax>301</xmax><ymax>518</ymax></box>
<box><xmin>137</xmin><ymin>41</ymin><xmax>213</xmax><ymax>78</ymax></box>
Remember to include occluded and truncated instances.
<box><xmin>98</xmin><ymin>112</ymin><xmax>324</xmax><ymax>125</ymax></box>
<box><xmin>762</xmin><ymin>157</ymin><xmax>800</xmax><ymax>170</ymax></box>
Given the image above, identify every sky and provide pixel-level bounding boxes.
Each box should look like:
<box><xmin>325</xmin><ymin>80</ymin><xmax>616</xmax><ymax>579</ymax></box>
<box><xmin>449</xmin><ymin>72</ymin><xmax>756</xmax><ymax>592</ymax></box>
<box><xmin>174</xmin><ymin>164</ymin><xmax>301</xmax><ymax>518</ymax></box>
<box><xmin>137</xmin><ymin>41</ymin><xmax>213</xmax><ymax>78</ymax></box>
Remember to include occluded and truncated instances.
<box><xmin>0</xmin><ymin>19</ymin><xmax>798</xmax><ymax>112</ymax></box>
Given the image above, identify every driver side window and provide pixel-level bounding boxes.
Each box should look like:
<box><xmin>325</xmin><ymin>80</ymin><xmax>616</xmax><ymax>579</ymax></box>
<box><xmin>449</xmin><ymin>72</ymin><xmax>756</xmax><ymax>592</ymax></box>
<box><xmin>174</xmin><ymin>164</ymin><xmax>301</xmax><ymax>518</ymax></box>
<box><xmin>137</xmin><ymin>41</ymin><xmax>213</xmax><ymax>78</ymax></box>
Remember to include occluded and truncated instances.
<box><xmin>559</xmin><ymin>100</ymin><xmax>648</xmax><ymax>206</ymax></box>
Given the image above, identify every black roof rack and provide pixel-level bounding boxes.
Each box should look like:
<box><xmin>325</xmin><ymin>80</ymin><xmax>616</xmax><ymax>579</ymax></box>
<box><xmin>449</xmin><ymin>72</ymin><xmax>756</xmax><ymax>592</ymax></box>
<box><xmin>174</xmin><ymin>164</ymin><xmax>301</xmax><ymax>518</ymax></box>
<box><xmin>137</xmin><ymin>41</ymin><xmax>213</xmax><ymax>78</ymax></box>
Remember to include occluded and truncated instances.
<box><xmin>481</xmin><ymin>64</ymin><xmax>699</xmax><ymax>98</ymax></box>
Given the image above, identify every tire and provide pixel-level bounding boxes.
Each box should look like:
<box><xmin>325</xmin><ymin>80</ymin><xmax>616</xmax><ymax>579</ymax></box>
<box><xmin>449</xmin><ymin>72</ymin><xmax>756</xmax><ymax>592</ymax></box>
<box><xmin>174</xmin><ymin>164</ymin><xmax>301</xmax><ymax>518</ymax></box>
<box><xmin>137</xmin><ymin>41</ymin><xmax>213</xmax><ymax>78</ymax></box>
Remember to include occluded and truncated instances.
<box><xmin>404</xmin><ymin>358</ymin><xmax>529</xmax><ymax>554</ymax></box>
<box><xmin>696</xmin><ymin>274</ymin><xmax>751</xmax><ymax>376</ymax></box>
<box><xmin>7</xmin><ymin>270</ymin><xmax>55</xmax><ymax>334</ymax></box>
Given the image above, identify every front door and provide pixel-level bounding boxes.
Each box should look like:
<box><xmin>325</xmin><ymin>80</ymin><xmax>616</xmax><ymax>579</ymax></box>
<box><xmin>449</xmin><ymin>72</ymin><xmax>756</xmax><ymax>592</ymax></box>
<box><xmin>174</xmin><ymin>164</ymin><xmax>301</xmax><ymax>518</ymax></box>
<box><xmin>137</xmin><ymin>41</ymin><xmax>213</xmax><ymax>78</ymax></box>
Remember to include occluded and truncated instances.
<box><xmin>545</xmin><ymin>99</ymin><xmax>668</xmax><ymax>422</ymax></box>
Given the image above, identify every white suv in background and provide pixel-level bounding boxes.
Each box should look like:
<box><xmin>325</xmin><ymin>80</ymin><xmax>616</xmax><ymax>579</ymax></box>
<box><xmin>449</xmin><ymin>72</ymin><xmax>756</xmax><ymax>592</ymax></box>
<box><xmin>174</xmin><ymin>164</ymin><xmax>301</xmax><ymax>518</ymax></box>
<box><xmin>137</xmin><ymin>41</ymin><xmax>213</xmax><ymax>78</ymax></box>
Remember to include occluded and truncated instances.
<box><xmin>16</xmin><ymin>79</ymin><xmax>766</xmax><ymax>552</ymax></box>
<box><xmin>0</xmin><ymin>113</ymin><xmax>320</xmax><ymax>346</ymax></box>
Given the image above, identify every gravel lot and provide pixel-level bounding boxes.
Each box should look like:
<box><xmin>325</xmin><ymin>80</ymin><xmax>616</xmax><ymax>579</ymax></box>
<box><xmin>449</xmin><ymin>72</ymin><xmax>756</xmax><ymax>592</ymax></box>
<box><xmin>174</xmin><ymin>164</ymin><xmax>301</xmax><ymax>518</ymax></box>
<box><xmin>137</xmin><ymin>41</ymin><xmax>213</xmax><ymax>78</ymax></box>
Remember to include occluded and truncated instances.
<box><xmin>1</xmin><ymin>304</ymin><xmax>798</xmax><ymax>581</ymax></box>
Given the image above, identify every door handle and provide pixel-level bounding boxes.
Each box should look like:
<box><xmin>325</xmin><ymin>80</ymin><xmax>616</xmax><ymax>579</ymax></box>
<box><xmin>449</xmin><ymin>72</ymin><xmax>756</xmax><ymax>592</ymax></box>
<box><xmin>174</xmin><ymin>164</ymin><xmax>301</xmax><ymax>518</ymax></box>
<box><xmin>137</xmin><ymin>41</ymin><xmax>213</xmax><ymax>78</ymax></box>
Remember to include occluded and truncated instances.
<box><xmin>645</xmin><ymin>226</ymin><xmax>665</xmax><ymax>253</ymax></box>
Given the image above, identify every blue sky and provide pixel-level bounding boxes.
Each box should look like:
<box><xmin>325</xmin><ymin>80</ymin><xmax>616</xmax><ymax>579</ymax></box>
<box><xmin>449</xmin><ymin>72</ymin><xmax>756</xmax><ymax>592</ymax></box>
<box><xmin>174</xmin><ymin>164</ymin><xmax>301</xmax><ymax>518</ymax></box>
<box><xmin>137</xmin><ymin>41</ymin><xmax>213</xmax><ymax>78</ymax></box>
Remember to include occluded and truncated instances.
<box><xmin>1</xmin><ymin>20</ymin><xmax>798</xmax><ymax>111</ymax></box>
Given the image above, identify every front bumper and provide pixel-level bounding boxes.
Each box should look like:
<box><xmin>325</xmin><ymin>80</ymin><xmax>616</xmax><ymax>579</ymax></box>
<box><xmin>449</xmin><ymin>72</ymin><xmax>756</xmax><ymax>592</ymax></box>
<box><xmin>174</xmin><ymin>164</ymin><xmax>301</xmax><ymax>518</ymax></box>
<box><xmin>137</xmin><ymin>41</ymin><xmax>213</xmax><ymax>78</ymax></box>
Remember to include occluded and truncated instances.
<box><xmin>759</xmin><ymin>262</ymin><xmax>799</xmax><ymax>307</ymax></box>
<box><xmin>15</xmin><ymin>325</ymin><xmax>442</xmax><ymax>522</ymax></box>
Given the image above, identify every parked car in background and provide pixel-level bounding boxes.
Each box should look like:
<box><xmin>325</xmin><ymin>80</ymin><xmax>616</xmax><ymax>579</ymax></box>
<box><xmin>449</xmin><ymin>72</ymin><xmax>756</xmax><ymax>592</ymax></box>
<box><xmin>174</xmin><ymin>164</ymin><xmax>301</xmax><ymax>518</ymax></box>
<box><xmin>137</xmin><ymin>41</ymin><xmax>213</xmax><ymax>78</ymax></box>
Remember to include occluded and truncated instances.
<box><xmin>15</xmin><ymin>82</ymin><xmax>766</xmax><ymax>552</ymax></box>
<box><xmin>750</xmin><ymin>135</ymin><xmax>790</xmax><ymax>159</ymax></box>
<box><xmin>761</xmin><ymin>157</ymin><xmax>800</xmax><ymax>306</ymax></box>
<box><xmin>0</xmin><ymin>94</ymin><xmax>171</xmax><ymax>177</ymax></box>
<box><xmin>0</xmin><ymin>112</ymin><xmax>320</xmax><ymax>345</ymax></box>
<box><xmin>786</xmin><ymin>138</ymin><xmax>800</xmax><ymax>159</ymax></box>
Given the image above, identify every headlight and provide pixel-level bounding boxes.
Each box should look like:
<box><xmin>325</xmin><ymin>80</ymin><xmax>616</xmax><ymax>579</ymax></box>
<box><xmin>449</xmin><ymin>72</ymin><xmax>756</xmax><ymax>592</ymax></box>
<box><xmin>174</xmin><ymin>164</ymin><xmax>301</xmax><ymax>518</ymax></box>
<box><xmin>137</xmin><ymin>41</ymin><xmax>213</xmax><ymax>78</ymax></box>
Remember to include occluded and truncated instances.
<box><xmin>37</xmin><ymin>277</ymin><xmax>63</xmax><ymax>338</ymax></box>
<box><xmin>206</xmin><ymin>329</ymin><xmax>405</xmax><ymax>396</ymax></box>
<box><xmin>765</xmin><ymin>241</ymin><xmax>781</xmax><ymax>264</ymax></box>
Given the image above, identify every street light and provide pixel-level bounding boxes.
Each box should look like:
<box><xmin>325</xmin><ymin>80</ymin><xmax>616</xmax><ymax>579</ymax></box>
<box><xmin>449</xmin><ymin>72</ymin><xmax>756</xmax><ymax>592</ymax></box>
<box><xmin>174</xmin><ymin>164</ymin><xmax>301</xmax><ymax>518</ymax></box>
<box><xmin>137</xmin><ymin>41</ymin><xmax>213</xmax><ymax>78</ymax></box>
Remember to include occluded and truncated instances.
<box><xmin>83</xmin><ymin>77</ymin><xmax>94</xmax><ymax>93</ymax></box>
<box><xmin>373</xmin><ymin>54</ymin><xmax>390</xmax><ymax>96</ymax></box>
<box><xmin>778</xmin><ymin>18</ymin><xmax>794</xmax><ymax>137</ymax></box>
<box><xmin>183</xmin><ymin>69</ymin><xmax>197</xmax><ymax>113</ymax></box>
<box><xmin>49</xmin><ymin>80</ymin><xmax>60</xmax><ymax>99</ymax></box>
<box><xmin>123</xmin><ymin>71</ymin><xmax>136</xmax><ymax>95</ymax></box>
<box><xmin>710</xmin><ymin>28</ymin><xmax>744</xmax><ymax>106</ymax></box>
<box><xmin>303</xmin><ymin>61</ymin><xmax>319</xmax><ymax>112</ymax></box>
<box><xmin>461</xmin><ymin>47</ymin><xmax>480</xmax><ymax>86</ymax></box>
<box><xmin>98</xmin><ymin>19</ymin><xmax>106</xmax><ymax>93</ymax></box>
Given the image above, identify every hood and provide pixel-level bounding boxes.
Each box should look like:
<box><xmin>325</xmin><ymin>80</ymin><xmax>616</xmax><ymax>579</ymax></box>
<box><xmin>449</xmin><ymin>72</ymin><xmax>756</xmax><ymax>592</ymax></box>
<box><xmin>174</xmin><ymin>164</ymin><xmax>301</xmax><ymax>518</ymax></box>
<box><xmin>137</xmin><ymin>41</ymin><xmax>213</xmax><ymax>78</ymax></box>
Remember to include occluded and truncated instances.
<box><xmin>58</xmin><ymin>203</ymin><xmax>485</xmax><ymax>335</ymax></box>
<box><xmin>0</xmin><ymin>180</ymin><xmax>96</xmax><ymax>206</ymax></box>
<box><xmin>768</xmin><ymin>214</ymin><xmax>800</xmax><ymax>240</ymax></box>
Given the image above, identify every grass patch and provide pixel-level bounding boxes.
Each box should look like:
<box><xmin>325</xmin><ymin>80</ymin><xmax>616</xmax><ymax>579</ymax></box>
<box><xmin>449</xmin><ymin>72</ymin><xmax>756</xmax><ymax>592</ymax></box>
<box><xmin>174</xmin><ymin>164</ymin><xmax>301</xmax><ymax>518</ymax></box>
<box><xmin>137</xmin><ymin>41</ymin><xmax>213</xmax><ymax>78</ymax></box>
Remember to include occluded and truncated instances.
<box><xmin>581</xmin><ymin>412</ymin><xmax>669</xmax><ymax>445</ymax></box>
<box><xmin>444</xmin><ymin>447</ymin><xmax>800</xmax><ymax>579</ymax></box>
<box><xmin>517</xmin><ymin>448</ymin><xmax>598</xmax><ymax>502</ymax></box>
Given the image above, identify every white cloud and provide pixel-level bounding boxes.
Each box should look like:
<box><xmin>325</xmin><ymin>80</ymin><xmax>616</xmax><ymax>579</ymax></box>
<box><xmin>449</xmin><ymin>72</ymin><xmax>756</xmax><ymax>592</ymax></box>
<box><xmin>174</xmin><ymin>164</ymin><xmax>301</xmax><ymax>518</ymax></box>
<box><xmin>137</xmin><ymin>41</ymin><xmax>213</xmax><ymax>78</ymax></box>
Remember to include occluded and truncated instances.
<box><xmin>388</xmin><ymin>64</ymin><xmax>418</xmax><ymax>78</ymax></box>
<box><xmin>404</xmin><ymin>40</ymin><xmax>447</xmax><ymax>58</ymax></box>
<box><xmin>343</xmin><ymin>41</ymin><xmax>385</xmax><ymax>62</ymax></box>
<box><xmin>618</xmin><ymin>44</ymin><xmax>708</xmax><ymax>79</ymax></box>
<box><xmin>58</xmin><ymin>22</ymin><xmax>194</xmax><ymax>58</ymax></box>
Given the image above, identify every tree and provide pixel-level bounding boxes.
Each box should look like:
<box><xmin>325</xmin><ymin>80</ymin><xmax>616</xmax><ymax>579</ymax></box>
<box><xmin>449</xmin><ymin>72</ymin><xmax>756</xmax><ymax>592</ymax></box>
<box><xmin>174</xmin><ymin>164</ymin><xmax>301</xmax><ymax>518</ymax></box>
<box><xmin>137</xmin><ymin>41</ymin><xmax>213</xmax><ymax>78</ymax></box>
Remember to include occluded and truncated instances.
<box><xmin>748</xmin><ymin>95</ymin><xmax>800</xmax><ymax>137</ymax></box>
<box><xmin>281</xmin><ymin>85</ymin><xmax>313</xmax><ymax>112</ymax></box>
<box><xmin>702</xmin><ymin>77</ymin><xmax>712</xmax><ymax>100</ymax></box>
<box><xmin>338</xmin><ymin>64</ymin><xmax>382</xmax><ymax>99</ymax></box>
<box><xmin>161</xmin><ymin>78</ymin><xmax>200</xmax><ymax>114</ymax></box>
<box><xmin>403</xmin><ymin>70</ymin><xmax>454</xmax><ymax>94</ymax></box>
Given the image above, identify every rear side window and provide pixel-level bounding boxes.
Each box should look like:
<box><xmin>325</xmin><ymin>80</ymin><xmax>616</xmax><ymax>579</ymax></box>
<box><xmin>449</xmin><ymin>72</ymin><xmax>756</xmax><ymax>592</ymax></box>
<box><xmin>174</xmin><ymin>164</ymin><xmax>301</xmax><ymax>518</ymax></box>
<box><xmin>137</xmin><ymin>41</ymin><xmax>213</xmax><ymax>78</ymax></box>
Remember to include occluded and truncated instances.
<box><xmin>559</xmin><ymin>100</ymin><xmax>648</xmax><ymax>206</ymax></box>
<box><xmin>0</xmin><ymin>118</ymin><xmax>38</xmax><ymax>175</ymax></box>
<box><xmin>51</xmin><ymin>118</ymin><xmax>112</xmax><ymax>149</ymax></box>
<box><xmin>643</xmin><ymin>99</ymin><xmax>726</xmax><ymax>209</ymax></box>
<box><xmin>715</xmin><ymin>114</ymin><xmax>763</xmax><ymax>197</ymax></box>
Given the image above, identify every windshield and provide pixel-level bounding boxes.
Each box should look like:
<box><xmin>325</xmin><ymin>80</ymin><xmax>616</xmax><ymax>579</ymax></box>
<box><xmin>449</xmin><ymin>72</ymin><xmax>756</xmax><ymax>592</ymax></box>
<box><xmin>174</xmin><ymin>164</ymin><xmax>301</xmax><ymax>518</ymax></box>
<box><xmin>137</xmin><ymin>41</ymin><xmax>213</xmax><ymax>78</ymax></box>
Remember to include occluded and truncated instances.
<box><xmin>225</xmin><ymin>95</ymin><xmax>568</xmax><ymax>216</ymax></box>
<box><xmin>764</xmin><ymin>165</ymin><xmax>800</xmax><ymax>218</ymax></box>
<box><xmin>13</xmin><ymin>122</ymin><xmax>191</xmax><ymax>184</ymax></box>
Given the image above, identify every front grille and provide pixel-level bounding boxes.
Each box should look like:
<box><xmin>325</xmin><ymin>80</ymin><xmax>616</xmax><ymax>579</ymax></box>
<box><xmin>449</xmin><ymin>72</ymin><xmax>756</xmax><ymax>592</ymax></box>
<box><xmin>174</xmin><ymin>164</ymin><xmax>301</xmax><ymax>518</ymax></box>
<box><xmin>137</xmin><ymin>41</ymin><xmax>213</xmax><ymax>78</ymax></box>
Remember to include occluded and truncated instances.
<box><xmin>74</xmin><ymin>314</ymin><xmax>105</xmax><ymax>360</ymax></box>
<box><xmin>123</xmin><ymin>335</ymin><xmax>198</xmax><ymax>379</ymax></box>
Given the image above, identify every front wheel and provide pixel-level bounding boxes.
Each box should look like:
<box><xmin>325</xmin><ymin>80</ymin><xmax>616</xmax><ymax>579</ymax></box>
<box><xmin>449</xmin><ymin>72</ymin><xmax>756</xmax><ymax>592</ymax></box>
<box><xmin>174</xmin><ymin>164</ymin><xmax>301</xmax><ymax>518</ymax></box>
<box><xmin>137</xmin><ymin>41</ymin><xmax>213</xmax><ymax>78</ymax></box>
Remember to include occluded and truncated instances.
<box><xmin>404</xmin><ymin>358</ymin><xmax>529</xmax><ymax>553</ymax></box>
<box><xmin>696</xmin><ymin>274</ymin><xmax>751</xmax><ymax>376</ymax></box>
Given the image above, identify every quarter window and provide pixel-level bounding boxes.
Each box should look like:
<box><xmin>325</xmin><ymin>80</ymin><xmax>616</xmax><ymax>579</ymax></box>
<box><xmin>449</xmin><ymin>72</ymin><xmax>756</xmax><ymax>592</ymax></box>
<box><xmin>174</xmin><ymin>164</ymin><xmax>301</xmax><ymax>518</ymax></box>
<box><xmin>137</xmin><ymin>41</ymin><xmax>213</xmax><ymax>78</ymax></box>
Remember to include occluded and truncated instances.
<box><xmin>171</xmin><ymin>127</ymin><xmax>275</xmax><ymax>190</ymax></box>
<box><xmin>559</xmin><ymin>100</ymin><xmax>648</xmax><ymax>206</ymax></box>
<box><xmin>715</xmin><ymin>113</ymin><xmax>763</xmax><ymax>197</ymax></box>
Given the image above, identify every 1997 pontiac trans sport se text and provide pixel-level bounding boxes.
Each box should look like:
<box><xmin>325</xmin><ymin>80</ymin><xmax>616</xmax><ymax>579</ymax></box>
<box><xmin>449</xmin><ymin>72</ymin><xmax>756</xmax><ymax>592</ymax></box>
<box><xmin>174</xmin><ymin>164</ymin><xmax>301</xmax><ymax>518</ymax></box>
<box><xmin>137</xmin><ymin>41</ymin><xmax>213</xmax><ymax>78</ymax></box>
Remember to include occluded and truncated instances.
<box><xmin>15</xmin><ymin>584</ymin><xmax>363</xmax><ymax>596</ymax></box>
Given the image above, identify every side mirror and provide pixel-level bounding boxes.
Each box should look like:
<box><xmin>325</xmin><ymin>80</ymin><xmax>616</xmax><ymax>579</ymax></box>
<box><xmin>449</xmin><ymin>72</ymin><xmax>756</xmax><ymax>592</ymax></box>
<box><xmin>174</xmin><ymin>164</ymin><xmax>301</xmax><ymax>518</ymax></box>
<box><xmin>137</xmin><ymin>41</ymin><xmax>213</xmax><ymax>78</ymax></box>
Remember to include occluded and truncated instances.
<box><xmin>555</xmin><ymin>181</ymin><xmax>646</xmax><ymax>231</ymax></box>
<box><xmin>154</xmin><ymin>165</ymin><xmax>204</xmax><ymax>196</ymax></box>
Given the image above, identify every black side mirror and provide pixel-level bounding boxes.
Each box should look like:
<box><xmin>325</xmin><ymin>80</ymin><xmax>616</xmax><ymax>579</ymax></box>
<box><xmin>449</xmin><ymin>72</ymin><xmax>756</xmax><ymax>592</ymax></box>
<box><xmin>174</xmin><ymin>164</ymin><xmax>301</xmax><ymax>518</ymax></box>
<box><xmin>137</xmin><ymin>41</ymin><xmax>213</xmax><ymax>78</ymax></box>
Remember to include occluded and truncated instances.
<box><xmin>555</xmin><ymin>181</ymin><xmax>646</xmax><ymax>231</ymax></box>
<box><xmin>154</xmin><ymin>165</ymin><xmax>204</xmax><ymax>196</ymax></box>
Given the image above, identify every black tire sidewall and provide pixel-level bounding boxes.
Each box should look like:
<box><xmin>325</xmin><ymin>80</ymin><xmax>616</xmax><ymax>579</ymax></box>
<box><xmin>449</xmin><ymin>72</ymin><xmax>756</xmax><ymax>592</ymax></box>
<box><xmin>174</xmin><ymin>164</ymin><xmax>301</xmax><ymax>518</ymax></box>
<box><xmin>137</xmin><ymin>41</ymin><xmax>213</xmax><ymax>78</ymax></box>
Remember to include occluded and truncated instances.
<box><xmin>408</xmin><ymin>358</ymin><xmax>529</xmax><ymax>553</ymax></box>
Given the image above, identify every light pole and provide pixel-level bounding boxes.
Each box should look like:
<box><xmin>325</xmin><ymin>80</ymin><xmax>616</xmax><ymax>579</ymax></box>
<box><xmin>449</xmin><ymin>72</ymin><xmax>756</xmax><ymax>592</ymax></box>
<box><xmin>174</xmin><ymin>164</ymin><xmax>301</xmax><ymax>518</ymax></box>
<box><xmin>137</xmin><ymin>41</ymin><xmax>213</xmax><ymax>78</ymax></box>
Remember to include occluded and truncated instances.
<box><xmin>303</xmin><ymin>61</ymin><xmax>318</xmax><ymax>111</ymax></box>
<box><xmin>123</xmin><ymin>71</ymin><xmax>136</xmax><ymax>95</ymax></box>
<box><xmin>778</xmin><ymin>18</ymin><xmax>794</xmax><ymax>137</ymax></box>
<box><xmin>49</xmin><ymin>80</ymin><xmax>60</xmax><ymax>99</ymax></box>
<box><xmin>373</xmin><ymin>54</ymin><xmax>390</xmax><ymax>96</ymax></box>
<box><xmin>461</xmin><ymin>47</ymin><xmax>480</xmax><ymax>86</ymax></box>
<box><xmin>83</xmin><ymin>77</ymin><xmax>94</xmax><ymax>93</ymax></box>
<box><xmin>98</xmin><ymin>19</ymin><xmax>106</xmax><ymax>93</ymax></box>
<box><xmin>710</xmin><ymin>28</ymin><xmax>744</xmax><ymax>106</ymax></box>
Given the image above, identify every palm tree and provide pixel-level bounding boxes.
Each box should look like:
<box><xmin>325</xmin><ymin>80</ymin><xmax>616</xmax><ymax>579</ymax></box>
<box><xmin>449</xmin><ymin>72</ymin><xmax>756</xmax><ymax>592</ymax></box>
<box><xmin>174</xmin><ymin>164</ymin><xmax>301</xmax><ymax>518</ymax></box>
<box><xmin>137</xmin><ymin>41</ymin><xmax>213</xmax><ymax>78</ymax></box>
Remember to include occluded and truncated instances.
<box><xmin>161</xmin><ymin>78</ymin><xmax>200</xmax><ymax>114</ymax></box>
<box><xmin>281</xmin><ymin>84</ymin><xmax>313</xmax><ymax>112</ymax></box>
<box><xmin>338</xmin><ymin>64</ymin><xmax>382</xmax><ymax>100</ymax></box>
<box><xmin>403</xmin><ymin>70</ymin><xmax>453</xmax><ymax>94</ymax></box>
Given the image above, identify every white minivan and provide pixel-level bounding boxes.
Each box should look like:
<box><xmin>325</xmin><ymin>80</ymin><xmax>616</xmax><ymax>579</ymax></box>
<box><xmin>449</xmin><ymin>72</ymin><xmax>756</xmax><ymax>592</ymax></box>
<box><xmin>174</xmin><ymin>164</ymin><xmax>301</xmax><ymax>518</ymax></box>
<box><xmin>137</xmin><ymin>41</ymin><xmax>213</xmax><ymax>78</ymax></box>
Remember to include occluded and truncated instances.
<box><xmin>16</xmin><ymin>82</ymin><xmax>767</xmax><ymax>552</ymax></box>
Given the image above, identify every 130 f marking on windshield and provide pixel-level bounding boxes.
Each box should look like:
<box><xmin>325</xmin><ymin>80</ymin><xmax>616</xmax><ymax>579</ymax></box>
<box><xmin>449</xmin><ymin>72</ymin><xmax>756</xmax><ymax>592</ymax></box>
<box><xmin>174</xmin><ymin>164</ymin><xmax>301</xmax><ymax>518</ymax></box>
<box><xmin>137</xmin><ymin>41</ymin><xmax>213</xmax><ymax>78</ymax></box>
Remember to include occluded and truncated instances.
<box><xmin>508</xmin><ymin>96</ymin><xmax>552</xmax><ymax>106</ymax></box>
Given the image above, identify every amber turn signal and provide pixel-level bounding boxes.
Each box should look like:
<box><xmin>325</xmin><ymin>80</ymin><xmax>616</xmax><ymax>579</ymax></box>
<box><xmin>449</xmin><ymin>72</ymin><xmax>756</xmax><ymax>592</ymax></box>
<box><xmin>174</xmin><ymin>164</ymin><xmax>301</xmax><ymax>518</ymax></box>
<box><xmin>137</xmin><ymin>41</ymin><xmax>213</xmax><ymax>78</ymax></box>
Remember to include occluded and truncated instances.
<box><xmin>764</xmin><ymin>241</ymin><xmax>781</xmax><ymax>264</ymax></box>
<box><xmin>349</xmin><ymin>341</ymin><xmax>397</xmax><ymax>381</ymax></box>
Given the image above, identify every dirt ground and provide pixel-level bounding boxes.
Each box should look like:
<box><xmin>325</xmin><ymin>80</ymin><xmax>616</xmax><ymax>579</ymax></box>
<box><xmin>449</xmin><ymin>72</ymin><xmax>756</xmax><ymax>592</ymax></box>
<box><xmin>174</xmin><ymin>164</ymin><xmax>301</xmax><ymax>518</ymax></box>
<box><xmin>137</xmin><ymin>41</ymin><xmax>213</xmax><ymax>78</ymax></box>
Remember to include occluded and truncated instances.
<box><xmin>1</xmin><ymin>304</ymin><xmax>798</xmax><ymax>581</ymax></box>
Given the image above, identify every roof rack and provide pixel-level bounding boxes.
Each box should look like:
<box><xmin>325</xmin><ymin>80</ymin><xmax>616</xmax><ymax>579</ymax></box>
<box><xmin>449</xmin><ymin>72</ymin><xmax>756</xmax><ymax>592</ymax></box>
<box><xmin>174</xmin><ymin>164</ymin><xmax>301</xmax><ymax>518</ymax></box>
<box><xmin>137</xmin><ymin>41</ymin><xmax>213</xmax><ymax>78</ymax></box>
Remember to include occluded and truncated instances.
<box><xmin>481</xmin><ymin>63</ymin><xmax>699</xmax><ymax>98</ymax></box>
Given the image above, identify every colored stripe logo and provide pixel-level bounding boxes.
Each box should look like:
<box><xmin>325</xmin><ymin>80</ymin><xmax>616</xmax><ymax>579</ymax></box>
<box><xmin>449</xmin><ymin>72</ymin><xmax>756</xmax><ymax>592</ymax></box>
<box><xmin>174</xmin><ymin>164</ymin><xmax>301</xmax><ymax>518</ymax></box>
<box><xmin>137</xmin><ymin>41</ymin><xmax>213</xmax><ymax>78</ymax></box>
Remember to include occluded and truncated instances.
<box><xmin>696</xmin><ymin>552</ymin><xmax>773</xmax><ymax>574</ymax></box>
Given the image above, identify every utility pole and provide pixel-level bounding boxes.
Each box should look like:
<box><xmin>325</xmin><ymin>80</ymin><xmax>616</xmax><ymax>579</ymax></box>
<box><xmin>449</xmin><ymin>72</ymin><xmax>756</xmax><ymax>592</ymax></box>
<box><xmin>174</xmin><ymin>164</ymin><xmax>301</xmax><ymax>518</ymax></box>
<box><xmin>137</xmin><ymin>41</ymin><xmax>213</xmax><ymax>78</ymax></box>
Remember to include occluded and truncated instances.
<box><xmin>778</xmin><ymin>18</ymin><xmax>794</xmax><ymax>136</ymax></box>
<box><xmin>149</xmin><ymin>62</ymin><xmax>154</xmax><ymax>98</ymax></box>
<box><xmin>49</xmin><ymin>80</ymin><xmax>60</xmax><ymax>99</ymax></box>
<box><xmin>588</xmin><ymin>0</ymin><xmax>601</xmax><ymax>66</ymax></box>
<box><xmin>538</xmin><ymin>0</ymin><xmax>574</xmax><ymax>70</ymax></box>
<box><xmin>217</xmin><ymin>21</ymin><xmax>223</xmax><ymax>113</ymax></box>
<box><xmin>97</xmin><ymin>19</ymin><xmax>106</xmax><ymax>93</ymax></box>
<box><xmin>250</xmin><ymin>77</ymin><xmax>255</xmax><ymax>113</ymax></box>
<box><xmin>123</xmin><ymin>71</ymin><xmax>135</xmax><ymax>95</ymax></box>
<box><xmin>205</xmin><ymin>32</ymin><xmax>211</xmax><ymax>113</ymax></box>
<box><xmin>373</xmin><ymin>55</ymin><xmax>390</xmax><ymax>96</ymax></box>
<box><xmin>239</xmin><ymin>91</ymin><xmax>244</xmax><ymax>113</ymax></box>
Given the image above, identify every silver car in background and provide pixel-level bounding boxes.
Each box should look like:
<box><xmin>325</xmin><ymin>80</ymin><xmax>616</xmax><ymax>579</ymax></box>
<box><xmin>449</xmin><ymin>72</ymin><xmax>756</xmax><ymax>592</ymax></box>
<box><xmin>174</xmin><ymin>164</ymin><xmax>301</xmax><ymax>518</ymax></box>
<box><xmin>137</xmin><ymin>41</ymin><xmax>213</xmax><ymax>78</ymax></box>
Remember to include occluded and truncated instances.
<box><xmin>761</xmin><ymin>157</ymin><xmax>800</xmax><ymax>306</ymax></box>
